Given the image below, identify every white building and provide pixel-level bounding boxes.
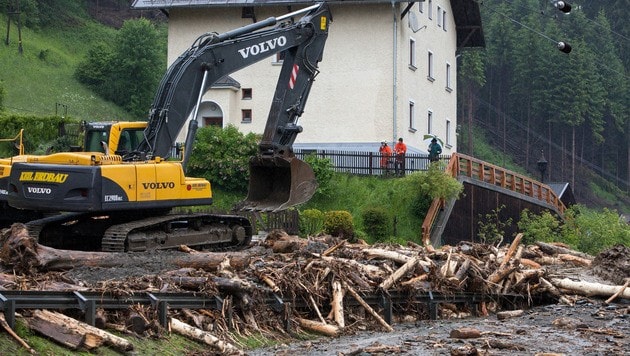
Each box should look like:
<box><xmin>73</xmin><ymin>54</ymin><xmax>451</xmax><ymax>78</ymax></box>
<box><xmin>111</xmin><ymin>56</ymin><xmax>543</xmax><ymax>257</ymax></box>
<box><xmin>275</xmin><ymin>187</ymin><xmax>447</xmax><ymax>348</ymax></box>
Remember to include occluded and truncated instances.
<box><xmin>131</xmin><ymin>0</ymin><xmax>484</xmax><ymax>154</ymax></box>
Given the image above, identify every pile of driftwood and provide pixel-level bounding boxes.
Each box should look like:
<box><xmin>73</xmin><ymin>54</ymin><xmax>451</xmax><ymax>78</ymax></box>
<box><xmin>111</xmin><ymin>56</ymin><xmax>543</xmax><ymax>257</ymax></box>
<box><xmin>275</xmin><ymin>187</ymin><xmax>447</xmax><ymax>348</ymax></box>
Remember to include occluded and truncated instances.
<box><xmin>0</xmin><ymin>223</ymin><xmax>628</xmax><ymax>354</ymax></box>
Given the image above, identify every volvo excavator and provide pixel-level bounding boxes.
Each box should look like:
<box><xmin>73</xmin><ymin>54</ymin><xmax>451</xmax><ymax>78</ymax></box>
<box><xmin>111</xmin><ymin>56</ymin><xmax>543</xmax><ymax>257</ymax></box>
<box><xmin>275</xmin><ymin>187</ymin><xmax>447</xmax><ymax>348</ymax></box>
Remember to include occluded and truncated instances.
<box><xmin>6</xmin><ymin>3</ymin><xmax>331</xmax><ymax>252</ymax></box>
<box><xmin>0</xmin><ymin>122</ymin><xmax>148</xmax><ymax>227</ymax></box>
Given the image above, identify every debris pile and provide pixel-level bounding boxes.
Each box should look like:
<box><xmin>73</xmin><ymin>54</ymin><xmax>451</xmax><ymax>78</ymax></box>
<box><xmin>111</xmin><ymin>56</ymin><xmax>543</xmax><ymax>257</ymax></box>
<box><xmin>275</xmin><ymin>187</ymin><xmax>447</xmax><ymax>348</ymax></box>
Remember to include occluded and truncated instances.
<box><xmin>0</xmin><ymin>223</ymin><xmax>628</xmax><ymax>353</ymax></box>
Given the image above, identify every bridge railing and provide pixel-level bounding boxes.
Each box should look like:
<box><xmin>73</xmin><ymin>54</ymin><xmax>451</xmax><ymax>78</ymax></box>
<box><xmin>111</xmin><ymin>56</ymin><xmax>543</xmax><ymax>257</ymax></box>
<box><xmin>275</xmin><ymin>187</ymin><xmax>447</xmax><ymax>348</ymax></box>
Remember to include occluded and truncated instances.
<box><xmin>421</xmin><ymin>153</ymin><xmax>566</xmax><ymax>245</ymax></box>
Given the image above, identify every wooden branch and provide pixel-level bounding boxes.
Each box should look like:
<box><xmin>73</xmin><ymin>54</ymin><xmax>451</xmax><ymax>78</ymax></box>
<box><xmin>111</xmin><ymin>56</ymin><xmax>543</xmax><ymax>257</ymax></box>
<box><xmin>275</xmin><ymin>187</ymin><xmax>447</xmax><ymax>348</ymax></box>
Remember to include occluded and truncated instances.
<box><xmin>322</xmin><ymin>240</ymin><xmax>345</xmax><ymax>256</ymax></box>
<box><xmin>297</xmin><ymin>318</ymin><xmax>339</xmax><ymax>337</ymax></box>
<box><xmin>605</xmin><ymin>279</ymin><xmax>630</xmax><ymax>304</ymax></box>
<box><xmin>499</xmin><ymin>233</ymin><xmax>522</xmax><ymax>269</ymax></box>
<box><xmin>379</xmin><ymin>256</ymin><xmax>419</xmax><ymax>290</ymax></box>
<box><xmin>344</xmin><ymin>283</ymin><xmax>393</xmax><ymax>332</ymax></box>
<box><xmin>540</xmin><ymin>277</ymin><xmax>573</xmax><ymax>305</ymax></box>
<box><xmin>0</xmin><ymin>314</ymin><xmax>35</xmax><ymax>353</ymax></box>
<box><xmin>170</xmin><ymin>317</ymin><xmax>244</xmax><ymax>355</ymax></box>
<box><xmin>331</xmin><ymin>280</ymin><xmax>345</xmax><ymax>328</ymax></box>
<box><xmin>309</xmin><ymin>294</ymin><xmax>327</xmax><ymax>324</ymax></box>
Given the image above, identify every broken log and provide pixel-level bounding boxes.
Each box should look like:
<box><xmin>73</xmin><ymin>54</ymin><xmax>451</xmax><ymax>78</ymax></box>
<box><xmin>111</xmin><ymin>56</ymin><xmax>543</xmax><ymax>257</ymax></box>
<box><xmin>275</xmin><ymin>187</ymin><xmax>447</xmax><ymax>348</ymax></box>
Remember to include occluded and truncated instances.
<box><xmin>31</xmin><ymin>309</ymin><xmax>133</xmax><ymax>352</ymax></box>
<box><xmin>1</xmin><ymin>223</ymin><xmax>255</xmax><ymax>272</ymax></box>
<box><xmin>551</xmin><ymin>278</ymin><xmax>630</xmax><ymax>299</ymax></box>
<box><xmin>535</xmin><ymin>241</ymin><xmax>593</xmax><ymax>260</ymax></box>
<box><xmin>379</xmin><ymin>256</ymin><xmax>419</xmax><ymax>290</ymax></box>
<box><xmin>499</xmin><ymin>233</ymin><xmax>523</xmax><ymax>269</ymax></box>
<box><xmin>496</xmin><ymin>309</ymin><xmax>524</xmax><ymax>320</ymax></box>
<box><xmin>331</xmin><ymin>280</ymin><xmax>345</xmax><ymax>328</ymax></box>
<box><xmin>449</xmin><ymin>327</ymin><xmax>481</xmax><ymax>339</ymax></box>
<box><xmin>296</xmin><ymin>318</ymin><xmax>339</xmax><ymax>337</ymax></box>
<box><xmin>170</xmin><ymin>317</ymin><xmax>243</xmax><ymax>355</ymax></box>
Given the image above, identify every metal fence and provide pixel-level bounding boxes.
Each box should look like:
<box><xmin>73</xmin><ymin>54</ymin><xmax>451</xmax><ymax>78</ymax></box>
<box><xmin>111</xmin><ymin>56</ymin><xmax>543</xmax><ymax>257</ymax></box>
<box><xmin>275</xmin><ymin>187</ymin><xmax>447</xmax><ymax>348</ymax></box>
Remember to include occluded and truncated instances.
<box><xmin>295</xmin><ymin>149</ymin><xmax>450</xmax><ymax>176</ymax></box>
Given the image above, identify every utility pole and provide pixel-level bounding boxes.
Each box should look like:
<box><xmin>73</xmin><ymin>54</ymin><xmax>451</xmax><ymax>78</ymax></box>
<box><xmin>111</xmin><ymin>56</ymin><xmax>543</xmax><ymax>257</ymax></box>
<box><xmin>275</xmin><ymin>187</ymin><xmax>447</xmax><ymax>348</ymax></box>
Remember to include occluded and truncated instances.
<box><xmin>4</xmin><ymin>0</ymin><xmax>23</xmax><ymax>54</ymax></box>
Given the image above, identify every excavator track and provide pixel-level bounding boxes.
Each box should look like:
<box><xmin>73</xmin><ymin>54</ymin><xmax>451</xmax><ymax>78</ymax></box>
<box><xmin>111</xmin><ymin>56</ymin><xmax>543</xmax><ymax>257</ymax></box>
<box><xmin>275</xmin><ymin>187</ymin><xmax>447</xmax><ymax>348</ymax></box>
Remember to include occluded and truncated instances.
<box><xmin>101</xmin><ymin>213</ymin><xmax>252</xmax><ymax>252</ymax></box>
<box><xmin>25</xmin><ymin>212</ymin><xmax>252</xmax><ymax>253</ymax></box>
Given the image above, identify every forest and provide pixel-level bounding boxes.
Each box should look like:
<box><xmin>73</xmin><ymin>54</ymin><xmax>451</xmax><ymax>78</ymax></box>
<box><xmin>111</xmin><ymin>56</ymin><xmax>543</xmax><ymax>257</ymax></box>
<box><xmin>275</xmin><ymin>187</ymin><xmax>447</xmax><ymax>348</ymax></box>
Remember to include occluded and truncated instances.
<box><xmin>457</xmin><ymin>0</ymin><xmax>629</xmax><ymax>207</ymax></box>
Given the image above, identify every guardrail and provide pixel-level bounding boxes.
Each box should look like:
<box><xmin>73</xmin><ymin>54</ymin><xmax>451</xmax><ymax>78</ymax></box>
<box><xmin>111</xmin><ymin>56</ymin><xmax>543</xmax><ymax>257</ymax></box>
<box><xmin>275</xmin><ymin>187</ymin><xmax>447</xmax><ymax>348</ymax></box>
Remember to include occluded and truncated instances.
<box><xmin>0</xmin><ymin>289</ymin><xmax>530</xmax><ymax>331</ymax></box>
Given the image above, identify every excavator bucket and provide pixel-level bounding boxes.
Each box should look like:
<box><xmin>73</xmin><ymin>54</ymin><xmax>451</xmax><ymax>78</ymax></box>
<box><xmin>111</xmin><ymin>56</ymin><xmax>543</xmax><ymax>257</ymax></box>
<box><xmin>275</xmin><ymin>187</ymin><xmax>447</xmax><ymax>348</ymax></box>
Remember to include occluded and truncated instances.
<box><xmin>239</xmin><ymin>155</ymin><xmax>318</xmax><ymax>212</ymax></box>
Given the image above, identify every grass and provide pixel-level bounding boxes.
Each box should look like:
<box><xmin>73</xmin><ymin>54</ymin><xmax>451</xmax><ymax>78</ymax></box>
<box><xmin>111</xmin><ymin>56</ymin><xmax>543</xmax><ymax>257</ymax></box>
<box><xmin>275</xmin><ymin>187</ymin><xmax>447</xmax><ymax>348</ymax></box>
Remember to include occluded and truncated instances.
<box><xmin>0</xmin><ymin>13</ymin><xmax>134</xmax><ymax>121</ymax></box>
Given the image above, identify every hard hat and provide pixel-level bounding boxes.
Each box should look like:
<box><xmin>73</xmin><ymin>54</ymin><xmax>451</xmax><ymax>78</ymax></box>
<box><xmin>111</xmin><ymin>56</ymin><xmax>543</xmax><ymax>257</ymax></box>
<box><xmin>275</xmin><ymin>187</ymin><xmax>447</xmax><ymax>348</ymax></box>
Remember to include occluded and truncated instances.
<box><xmin>381</xmin><ymin>140</ymin><xmax>387</xmax><ymax>144</ymax></box>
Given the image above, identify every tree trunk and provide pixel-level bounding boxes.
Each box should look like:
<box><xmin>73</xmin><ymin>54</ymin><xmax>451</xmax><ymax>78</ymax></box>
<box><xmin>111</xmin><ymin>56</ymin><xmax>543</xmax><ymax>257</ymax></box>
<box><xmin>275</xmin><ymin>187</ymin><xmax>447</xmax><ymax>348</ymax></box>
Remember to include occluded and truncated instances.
<box><xmin>170</xmin><ymin>317</ymin><xmax>243</xmax><ymax>355</ymax></box>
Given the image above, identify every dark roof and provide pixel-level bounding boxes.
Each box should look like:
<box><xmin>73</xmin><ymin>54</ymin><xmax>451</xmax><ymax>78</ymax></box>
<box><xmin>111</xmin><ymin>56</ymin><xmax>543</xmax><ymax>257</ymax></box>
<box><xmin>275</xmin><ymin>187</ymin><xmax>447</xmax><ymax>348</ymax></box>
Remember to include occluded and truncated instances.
<box><xmin>211</xmin><ymin>75</ymin><xmax>241</xmax><ymax>89</ymax></box>
<box><xmin>132</xmin><ymin>0</ymin><xmax>484</xmax><ymax>48</ymax></box>
<box><xmin>548</xmin><ymin>182</ymin><xmax>576</xmax><ymax>207</ymax></box>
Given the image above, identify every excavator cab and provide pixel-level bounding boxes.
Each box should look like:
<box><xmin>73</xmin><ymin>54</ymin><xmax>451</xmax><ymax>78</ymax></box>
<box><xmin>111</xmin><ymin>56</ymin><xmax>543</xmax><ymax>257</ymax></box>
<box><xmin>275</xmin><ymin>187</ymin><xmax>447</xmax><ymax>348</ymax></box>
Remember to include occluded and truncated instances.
<box><xmin>242</xmin><ymin>154</ymin><xmax>318</xmax><ymax>212</ymax></box>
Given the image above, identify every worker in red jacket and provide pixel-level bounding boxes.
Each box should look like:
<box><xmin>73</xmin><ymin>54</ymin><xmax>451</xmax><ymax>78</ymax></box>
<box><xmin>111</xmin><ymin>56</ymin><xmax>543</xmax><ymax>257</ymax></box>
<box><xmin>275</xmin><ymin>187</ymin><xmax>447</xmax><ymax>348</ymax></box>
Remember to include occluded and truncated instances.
<box><xmin>394</xmin><ymin>137</ymin><xmax>407</xmax><ymax>176</ymax></box>
<box><xmin>379</xmin><ymin>140</ymin><xmax>392</xmax><ymax>175</ymax></box>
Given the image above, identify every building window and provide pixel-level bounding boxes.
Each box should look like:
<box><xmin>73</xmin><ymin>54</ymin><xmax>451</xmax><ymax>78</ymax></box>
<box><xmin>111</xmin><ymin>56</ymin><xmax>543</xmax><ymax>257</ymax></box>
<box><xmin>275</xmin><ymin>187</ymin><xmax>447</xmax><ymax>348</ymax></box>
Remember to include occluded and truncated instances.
<box><xmin>446</xmin><ymin>119</ymin><xmax>452</xmax><ymax>146</ymax></box>
<box><xmin>437</xmin><ymin>6</ymin><xmax>442</xmax><ymax>27</ymax></box>
<box><xmin>446</xmin><ymin>63</ymin><xmax>452</xmax><ymax>91</ymax></box>
<box><xmin>409</xmin><ymin>38</ymin><xmax>416</xmax><ymax>70</ymax></box>
<box><xmin>428</xmin><ymin>0</ymin><xmax>433</xmax><ymax>20</ymax></box>
<box><xmin>427</xmin><ymin>51</ymin><xmax>434</xmax><ymax>81</ymax></box>
<box><xmin>419</xmin><ymin>2</ymin><xmax>423</xmax><ymax>13</ymax></box>
<box><xmin>442</xmin><ymin>10</ymin><xmax>447</xmax><ymax>31</ymax></box>
<box><xmin>242</xmin><ymin>88</ymin><xmax>252</xmax><ymax>100</ymax></box>
<box><xmin>428</xmin><ymin>110</ymin><xmax>433</xmax><ymax>134</ymax></box>
<box><xmin>241</xmin><ymin>109</ymin><xmax>252</xmax><ymax>123</ymax></box>
<box><xmin>409</xmin><ymin>100</ymin><xmax>416</xmax><ymax>130</ymax></box>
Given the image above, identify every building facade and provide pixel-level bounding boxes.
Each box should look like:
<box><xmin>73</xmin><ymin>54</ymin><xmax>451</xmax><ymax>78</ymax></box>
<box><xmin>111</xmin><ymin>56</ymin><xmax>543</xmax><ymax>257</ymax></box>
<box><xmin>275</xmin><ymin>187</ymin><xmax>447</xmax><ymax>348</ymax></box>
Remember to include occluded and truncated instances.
<box><xmin>131</xmin><ymin>0</ymin><xmax>483</xmax><ymax>154</ymax></box>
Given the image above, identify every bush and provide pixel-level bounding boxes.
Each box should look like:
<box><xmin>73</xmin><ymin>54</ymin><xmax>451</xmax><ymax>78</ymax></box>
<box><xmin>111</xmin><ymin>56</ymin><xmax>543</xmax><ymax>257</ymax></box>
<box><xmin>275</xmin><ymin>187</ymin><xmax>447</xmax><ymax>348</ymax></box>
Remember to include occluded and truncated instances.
<box><xmin>299</xmin><ymin>208</ymin><xmax>325</xmax><ymax>237</ymax></box>
<box><xmin>323</xmin><ymin>210</ymin><xmax>354</xmax><ymax>240</ymax></box>
<box><xmin>303</xmin><ymin>154</ymin><xmax>334</xmax><ymax>197</ymax></box>
<box><xmin>517</xmin><ymin>209</ymin><xmax>562</xmax><ymax>245</ymax></box>
<box><xmin>187</xmin><ymin>125</ymin><xmax>258</xmax><ymax>193</ymax></box>
<box><xmin>560</xmin><ymin>205</ymin><xmax>630</xmax><ymax>255</ymax></box>
<box><xmin>361</xmin><ymin>207</ymin><xmax>390</xmax><ymax>242</ymax></box>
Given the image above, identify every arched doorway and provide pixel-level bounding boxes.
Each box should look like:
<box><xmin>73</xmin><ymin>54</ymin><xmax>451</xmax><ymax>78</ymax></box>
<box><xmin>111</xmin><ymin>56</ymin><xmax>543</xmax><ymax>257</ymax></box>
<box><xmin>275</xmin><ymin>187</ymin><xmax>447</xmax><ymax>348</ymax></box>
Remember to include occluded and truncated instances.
<box><xmin>197</xmin><ymin>101</ymin><xmax>223</xmax><ymax>128</ymax></box>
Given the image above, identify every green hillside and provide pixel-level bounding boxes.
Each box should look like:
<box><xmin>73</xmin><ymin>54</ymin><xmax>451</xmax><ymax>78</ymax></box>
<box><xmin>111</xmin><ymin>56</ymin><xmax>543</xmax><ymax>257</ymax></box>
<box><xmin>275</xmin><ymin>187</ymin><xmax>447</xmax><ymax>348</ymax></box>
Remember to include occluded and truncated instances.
<box><xmin>0</xmin><ymin>13</ymin><xmax>135</xmax><ymax>121</ymax></box>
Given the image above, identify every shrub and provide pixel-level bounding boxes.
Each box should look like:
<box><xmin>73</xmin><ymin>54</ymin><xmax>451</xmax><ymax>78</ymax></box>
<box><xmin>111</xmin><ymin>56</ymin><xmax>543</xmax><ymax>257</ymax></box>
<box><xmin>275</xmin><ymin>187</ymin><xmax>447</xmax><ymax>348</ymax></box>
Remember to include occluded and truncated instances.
<box><xmin>187</xmin><ymin>125</ymin><xmax>258</xmax><ymax>193</ymax></box>
<box><xmin>323</xmin><ymin>210</ymin><xmax>354</xmax><ymax>240</ymax></box>
<box><xmin>517</xmin><ymin>209</ymin><xmax>562</xmax><ymax>245</ymax></box>
<box><xmin>560</xmin><ymin>205</ymin><xmax>630</xmax><ymax>255</ymax></box>
<box><xmin>303</xmin><ymin>154</ymin><xmax>334</xmax><ymax>197</ymax></box>
<box><xmin>477</xmin><ymin>205</ymin><xmax>512</xmax><ymax>245</ymax></box>
<box><xmin>299</xmin><ymin>208</ymin><xmax>325</xmax><ymax>237</ymax></box>
<box><xmin>361</xmin><ymin>207</ymin><xmax>390</xmax><ymax>242</ymax></box>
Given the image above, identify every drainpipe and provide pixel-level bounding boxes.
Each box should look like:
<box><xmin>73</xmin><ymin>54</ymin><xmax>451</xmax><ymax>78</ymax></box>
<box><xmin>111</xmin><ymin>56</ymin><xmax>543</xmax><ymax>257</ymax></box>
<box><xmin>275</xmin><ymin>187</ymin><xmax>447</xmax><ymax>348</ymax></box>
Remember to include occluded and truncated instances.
<box><xmin>391</xmin><ymin>2</ymin><xmax>398</xmax><ymax>143</ymax></box>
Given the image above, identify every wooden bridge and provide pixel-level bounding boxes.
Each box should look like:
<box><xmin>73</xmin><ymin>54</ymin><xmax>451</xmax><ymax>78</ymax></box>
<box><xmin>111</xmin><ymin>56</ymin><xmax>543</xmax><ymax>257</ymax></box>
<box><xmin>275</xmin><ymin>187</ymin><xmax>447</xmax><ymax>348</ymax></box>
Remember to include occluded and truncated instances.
<box><xmin>421</xmin><ymin>153</ymin><xmax>567</xmax><ymax>246</ymax></box>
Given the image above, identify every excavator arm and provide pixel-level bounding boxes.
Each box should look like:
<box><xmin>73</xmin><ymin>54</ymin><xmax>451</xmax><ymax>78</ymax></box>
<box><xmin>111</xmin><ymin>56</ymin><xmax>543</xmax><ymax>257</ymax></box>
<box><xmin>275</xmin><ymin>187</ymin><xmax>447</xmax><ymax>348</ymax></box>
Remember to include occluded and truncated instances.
<box><xmin>136</xmin><ymin>3</ymin><xmax>331</xmax><ymax>163</ymax></box>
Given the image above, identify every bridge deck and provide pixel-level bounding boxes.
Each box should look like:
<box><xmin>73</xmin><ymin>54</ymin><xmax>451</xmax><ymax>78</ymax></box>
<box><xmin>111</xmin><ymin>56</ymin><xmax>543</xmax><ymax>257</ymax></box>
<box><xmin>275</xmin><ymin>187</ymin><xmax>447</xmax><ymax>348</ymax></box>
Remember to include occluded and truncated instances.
<box><xmin>422</xmin><ymin>153</ymin><xmax>566</xmax><ymax>246</ymax></box>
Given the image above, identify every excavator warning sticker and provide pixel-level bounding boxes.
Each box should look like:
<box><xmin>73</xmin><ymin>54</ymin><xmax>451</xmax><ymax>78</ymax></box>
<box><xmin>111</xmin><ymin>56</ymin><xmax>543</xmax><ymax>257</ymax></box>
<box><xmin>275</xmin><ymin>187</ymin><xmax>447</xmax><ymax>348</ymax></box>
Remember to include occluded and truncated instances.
<box><xmin>321</xmin><ymin>16</ymin><xmax>327</xmax><ymax>30</ymax></box>
<box><xmin>19</xmin><ymin>171</ymin><xmax>69</xmax><ymax>183</ymax></box>
<box><xmin>289</xmin><ymin>64</ymin><xmax>300</xmax><ymax>89</ymax></box>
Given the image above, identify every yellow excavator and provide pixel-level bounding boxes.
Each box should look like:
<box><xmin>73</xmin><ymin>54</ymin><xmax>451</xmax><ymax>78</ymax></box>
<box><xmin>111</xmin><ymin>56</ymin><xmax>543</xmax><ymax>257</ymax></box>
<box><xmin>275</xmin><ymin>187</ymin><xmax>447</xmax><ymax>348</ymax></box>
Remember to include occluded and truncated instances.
<box><xmin>0</xmin><ymin>122</ymin><xmax>147</xmax><ymax>227</ymax></box>
<box><xmin>6</xmin><ymin>3</ymin><xmax>331</xmax><ymax>252</ymax></box>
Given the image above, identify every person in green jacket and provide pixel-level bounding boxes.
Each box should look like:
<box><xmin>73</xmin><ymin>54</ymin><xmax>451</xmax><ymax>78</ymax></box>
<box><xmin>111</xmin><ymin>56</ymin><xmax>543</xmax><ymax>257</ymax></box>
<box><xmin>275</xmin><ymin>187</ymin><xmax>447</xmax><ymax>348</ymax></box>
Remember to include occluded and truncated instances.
<box><xmin>428</xmin><ymin>138</ymin><xmax>442</xmax><ymax>162</ymax></box>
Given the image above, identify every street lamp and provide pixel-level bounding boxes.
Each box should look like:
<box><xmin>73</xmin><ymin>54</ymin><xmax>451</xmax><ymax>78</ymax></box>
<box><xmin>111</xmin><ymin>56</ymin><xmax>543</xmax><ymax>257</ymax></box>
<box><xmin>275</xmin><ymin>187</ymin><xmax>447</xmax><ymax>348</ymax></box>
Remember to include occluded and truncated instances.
<box><xmin>537</xmin><ymin>150</ymin><xmax>548</xmax><ymax>183</ymax></box>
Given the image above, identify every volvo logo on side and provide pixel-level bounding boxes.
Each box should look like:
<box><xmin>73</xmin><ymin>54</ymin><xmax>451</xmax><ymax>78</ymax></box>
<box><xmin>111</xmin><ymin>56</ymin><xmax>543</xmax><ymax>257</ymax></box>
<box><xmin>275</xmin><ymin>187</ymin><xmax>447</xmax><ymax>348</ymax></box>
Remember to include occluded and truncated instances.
<box><xmin>27</xmin><ymin>187</ymin><xmax>52</xmax><ymax>194</ymax></box>
<box><xmin>142</xmin><ymin>182</ymin><xmax>175</xmax><ymax>189</ymax></box>
<box><xmin>238</xmin><ymin>36</ymin><xmax>287</xmax><ymax>59</ymax></box>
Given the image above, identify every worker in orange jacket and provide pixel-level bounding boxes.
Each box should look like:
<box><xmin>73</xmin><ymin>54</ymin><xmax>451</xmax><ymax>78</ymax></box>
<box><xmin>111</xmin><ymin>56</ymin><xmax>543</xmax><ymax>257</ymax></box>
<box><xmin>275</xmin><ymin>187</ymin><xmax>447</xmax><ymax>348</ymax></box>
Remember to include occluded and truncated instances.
<box><xmin>394</xmin><ymin>137</ymin><xmax>407</xmax><ymax>176</ymax></box>
<box><xmin>379</xmin><ymin>140</ymin><xmax>392</xmax><ymax>175</ymax></box>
